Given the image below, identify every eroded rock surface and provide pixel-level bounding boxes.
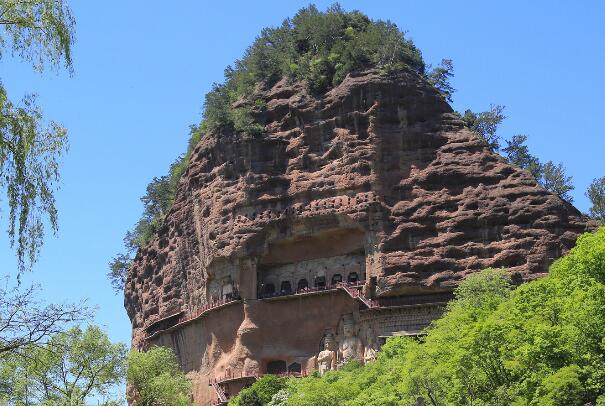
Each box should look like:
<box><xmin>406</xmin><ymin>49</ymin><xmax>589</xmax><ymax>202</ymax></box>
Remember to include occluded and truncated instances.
<box><xmin>125</xmin><ymin>69</ymin><xmax>589</xmax><ymax>404</ymax></box>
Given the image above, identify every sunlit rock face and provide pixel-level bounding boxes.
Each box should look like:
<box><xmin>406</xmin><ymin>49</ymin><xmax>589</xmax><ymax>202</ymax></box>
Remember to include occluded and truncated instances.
<box><xmin>124</xmin><ymin>69</ymin><xmax>589</xmax><ymax>404</ymax></box>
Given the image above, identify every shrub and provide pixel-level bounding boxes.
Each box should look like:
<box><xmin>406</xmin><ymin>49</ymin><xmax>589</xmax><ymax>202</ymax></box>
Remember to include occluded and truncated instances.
<box><xmin>127</xmin><ymin>346</ymin><xmax>193</xmax><ymax>406</ymax></box>
<box><xmin>230</xmin><ymin>375</ymin><xmax>288</xmax><ymax>406</ymax></box>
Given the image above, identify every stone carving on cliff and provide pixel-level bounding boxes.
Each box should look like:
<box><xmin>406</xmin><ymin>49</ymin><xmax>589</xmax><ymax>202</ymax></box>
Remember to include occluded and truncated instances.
<box><xmin>316</xmin><ymin>333</ymin><xmax>336</xmax><ymax>375</ymax></box>
<box><xmin>363</xmin><ymin>325</ymin><xmax>379</xmax><ymax>364</ymax></box>
<box><xmin>337</xmin><ymin>314</ymin><xmax>364</xmax><ymax>365</ymax></box>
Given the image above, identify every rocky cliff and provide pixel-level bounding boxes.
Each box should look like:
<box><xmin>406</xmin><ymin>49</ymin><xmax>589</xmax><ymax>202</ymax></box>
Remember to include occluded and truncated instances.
<box><xmin>124</xmin><ymin>69</ymin><xmax>589</xmax><ymax>404</ymax></box>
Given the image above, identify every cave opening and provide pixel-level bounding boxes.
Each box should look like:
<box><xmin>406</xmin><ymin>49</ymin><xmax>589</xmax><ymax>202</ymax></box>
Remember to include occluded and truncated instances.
<box><xmin>257</xmin><ymin>227</ymin><xmax>367</xmax><ymax>298</ymax></box>
<box><xmin>266</xmin><ymin>360</ymin><xmax>287</xmax><ymax>375</ymax></box>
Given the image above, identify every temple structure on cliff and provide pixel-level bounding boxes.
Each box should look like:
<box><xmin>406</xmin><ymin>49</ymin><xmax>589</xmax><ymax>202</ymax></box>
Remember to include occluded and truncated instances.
<box><xmin>124</xmin><ymin>69</ymin><xmax>589</xmax><ymax>405</ymax></box>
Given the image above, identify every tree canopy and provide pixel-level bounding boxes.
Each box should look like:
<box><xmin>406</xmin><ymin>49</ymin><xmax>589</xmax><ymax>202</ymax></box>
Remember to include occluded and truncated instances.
<box><xmin>0</xmin><ymin>0</ymin><xmax>74</xmax><ymax>272</ymax></box>
<box><xmin>0</xmin><ymin>325</ymin><xmax>126</xmax><ymax>405</ymax></box>
<box><xmin>586</xmin><ymin>176</ymin><xmax>605</xmax><ymax>223</ymax></box>
<box><xmin>201</xmin><ymin>3</ymin><xmax>425</xmax><ymax>133</ymax></box>
<box><xmin>127</xmin><ymin>346</ymin><xmax>193</xmax><ymax>406</ymax></box>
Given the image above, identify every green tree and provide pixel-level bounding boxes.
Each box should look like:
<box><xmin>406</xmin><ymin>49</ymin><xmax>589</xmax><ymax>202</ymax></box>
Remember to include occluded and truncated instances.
<box><xmin>107</xmin><ymin>252</ymin><xmax>132</xmax><ymax>293</ymax></box>
<box><xmin>463</xmin><ymin>104</ymin><xmax>506</xmax><ymax>151</ymax></box>
<box><xmin>427</xmin><ymin>58</ymin><xmax>455</xmax><ymax>102</ymax></box>
<box><xmin>0</xmin><ymin>0</ymin><xmax>74</xmax><ymax>272</ymax></box>
<box><xmin>127</xmin><ymin>346</ymin><xmax>193</xmax><ymax>406</ymax></box>
<box><xmin>540</xmin><ymin>160</ymin><xmax>574</xmax><ymax>203</ymax></box>
<box><xmin>230</xmin><ymin>375</ymin><xmax>287</xmax><ymax>406</ymax></box>
<box><xmin>0</xmin><ymin>325</ymin><xmax>126</xmax><ymax>405</ymax></box>
<box><xmin>586</xmin><ymin>176</ymin><xmax>605</xmax><ymax>223</ymax></box>
<box><xmin>502</xmin><ymin>134</ymin><xmax>543</xmax><ymax>180</ymax></box>
<box><xmin>537</xmin><ymin>365</ymin><xmax>585</xmax><ymax>406</ymax></box>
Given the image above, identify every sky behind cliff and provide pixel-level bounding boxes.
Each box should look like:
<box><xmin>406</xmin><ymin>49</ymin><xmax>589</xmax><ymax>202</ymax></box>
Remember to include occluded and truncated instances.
<box><xmin>0</xmin><ymin>0</ymin><xmax>603</xmax><ymax>351</ymax></box>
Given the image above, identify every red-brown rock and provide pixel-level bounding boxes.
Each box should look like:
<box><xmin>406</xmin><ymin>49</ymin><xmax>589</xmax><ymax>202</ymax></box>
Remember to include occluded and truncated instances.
<box><xmin>124</xmin><ymin>69</ymin><xmax>590</xmax><ymax>404</ymax></box>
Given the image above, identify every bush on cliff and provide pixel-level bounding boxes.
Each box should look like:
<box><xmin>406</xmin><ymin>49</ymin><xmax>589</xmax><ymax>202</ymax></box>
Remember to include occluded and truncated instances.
<box><xmin>250</xmin><ymin>228</ymin><xmax>605</xmax><ymax>405</ymax></box>
<box><xmin>127</xmin><ymin>346</ymin><xmax>193</xmax><ymax>406</ymax></box>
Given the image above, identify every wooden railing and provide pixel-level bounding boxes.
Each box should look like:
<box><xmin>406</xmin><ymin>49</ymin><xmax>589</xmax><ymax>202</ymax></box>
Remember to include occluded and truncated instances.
<box><xmin>145</xmin><ymin>283</ymin><xmax>453</xmax><ymax>341</ymax></box>
<box><xmin>210</xmin><ymin>382</ymin><xmax>228</xmax><ymax>404</ymax></box>
<box><xmin>209</xmin><ymin>368</ymin><xmax>309</xmax><ymax>404</ymax></box>
<box><xmin>144</xmin><ymin>294</ymin><xmax>241</xmax><ymax>340</ymax></box>
<box><xmin>209</xmin><ymin>370</ymin><xmax>259</xmax><ymax>385</ymax></box>
<box><xmin>209</xmin><ymin>369</ymin><xmax>309</xmax><ymax>386</ymax></box>
<box><xmin>376</xmin><ymin>292</ymin><xmax>454</xmax><ymax>307</ymax></box>
<box><xmin>259</xmin><ymin>280</ymin><xmax>367</xmax><ymax>299</ymax></box>
<box><xmin>336</xmin><ymin>281</ymin><xmax>379</xmax><ymax>308</ymax></box>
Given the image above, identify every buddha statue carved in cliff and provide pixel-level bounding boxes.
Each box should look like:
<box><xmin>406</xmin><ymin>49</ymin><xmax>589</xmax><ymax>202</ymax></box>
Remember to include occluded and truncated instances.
<box><xmin>316</xmin><ymin>334</ymin><xmax>336</xmax><ymax>375</ymax></box>
<box><xmin>338</xmin><ymin>315</ymin><xmax>363</xmax><ymax>365</ymax></box>
<box><xmin>363</xmin><ymin>325</ymin><xmax>379</xmax><ymax>364</ymax></box>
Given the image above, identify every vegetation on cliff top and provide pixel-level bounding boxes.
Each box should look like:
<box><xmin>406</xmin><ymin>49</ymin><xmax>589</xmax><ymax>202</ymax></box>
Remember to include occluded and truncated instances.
<box><xmin>232</xmin><ymin>228</ymin><xmax>605</xmax><ymax>406</ymax></box>
<box><xmin>200</xmin><ymin>3</ymin><xmax>425</xmax><ymax>134</ymax></box>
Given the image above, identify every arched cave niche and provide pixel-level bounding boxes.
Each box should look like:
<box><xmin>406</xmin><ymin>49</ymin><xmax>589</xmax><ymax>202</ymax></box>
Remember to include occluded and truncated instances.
<box><xmin>331</xmin><ymin>273</ymin><xmax>342</xmax><ymax>285</ymax></box>
<box><xmin>266</xmin><ymin>360</ymin><xmax>287</xmax><ymax>375</ymax></box>
<box><xmin>314</xmin><ymin>276</ymin><xmax>326</xmax><ymax>289</ymax></box>
<box><xmin>348</xmin><ymin>272</ymin><xmax>359</xmax><ymax>283</ymax></box>
<box><xmin>297</xmin><ymin>279</ymin><xmax>309</xmax><ymax>291</ymax></box>
<box><xmin>280</xmin><ymin>280</ymin><xmax>292</xmax><ymax>294</ymax></box>
<box><xmin>262</xmin><ymin>283</ymin><xmax>275</xmax><ymax>296</ymax></box>
<box><xmin>288</xmin><ymin>362</ymin><xmax>302</xmax><ymax>374</ymax></box>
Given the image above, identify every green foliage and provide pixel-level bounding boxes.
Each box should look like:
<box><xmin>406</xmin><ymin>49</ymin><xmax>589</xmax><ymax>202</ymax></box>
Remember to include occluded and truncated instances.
<box><xmin>427</xmin><ymin>58</ymin><xmax>455</xmax><ymax>102</ymax></box>
<box><xmin>540</xmin><ymin>160</ymin><xmax>574</xmax><ymax>203</ymax></box>
<box><xmin>107</xmin><ymin>253</ymin><xmax>132</xmax><ymax>293</ymax></box>
<box><xmin>463</xmin><ymin>104</ymin><xmax>506</xmax><ymax>151</ymax></box>
<box><xmin>450</xmin><ymin>267</ymin><xmax>512</xmax><ymax>310</ymax></box>
<box><xmin>0</xmin><ymin>0</ymin><xmax>75</xmax><ymax>72</ymax></box>
<box><xmin>281</xmin><ymin>229</ymin><xmax>605</xmax><ymax>405</ymax></box>
<box><xmin>0</xmin><ymin>325</ymin><xmax>127</xmax><ymax>405</ymax></box>
<box><xmin>230</xmin><ymin>375</ymin><xmax>288</xmax><ymax>406</ymax></box>
<box><xmin>127</xmin><ymin>346</ymin><xmax>193</xmax><ymax>406</ymax></box>
<box><xmin>503</xmin><ymin>134</ymin><xmax>543</xmax><ymax>180</ymax></box>
<box><xmin>549</xmin><ymin>228</ymin><xmax>605</xmax><ymax>284</ymax></box>
<box><xmin>0</xmin><ymin>85</ymin><xmax>68</xmax><ymax>273</ymax></box>
<box><xmin>586</xmin><ymin>176</ymin><xmax>605</xmax><ymax>222</ymax></box>
<box><xmin>0</xmin><ymin>0</ymin><xmax>74</xmax><ymax>272</ymax></box>
<box><xmin>537</xmin><ymin>365</ymin><xmax>584</xmax><ymax>406</ymax></box>
<box><xmin>202</xmin><ymin>3</ymin><xmax>425</xmax><ymax>132</ymax></box>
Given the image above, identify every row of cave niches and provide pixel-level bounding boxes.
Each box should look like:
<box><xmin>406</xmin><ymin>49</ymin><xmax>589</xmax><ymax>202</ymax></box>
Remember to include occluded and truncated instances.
<box><xmin>258</xmin><ymin>271</ymin><xmax>361</xmax><ymax>298</ymax></box>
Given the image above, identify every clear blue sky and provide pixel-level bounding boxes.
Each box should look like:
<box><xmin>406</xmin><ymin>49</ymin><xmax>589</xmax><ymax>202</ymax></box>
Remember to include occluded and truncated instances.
<box><xmin>1</xmin><ymin>1</ymin><xmax>603</xmax><ymax>348</ymax></box>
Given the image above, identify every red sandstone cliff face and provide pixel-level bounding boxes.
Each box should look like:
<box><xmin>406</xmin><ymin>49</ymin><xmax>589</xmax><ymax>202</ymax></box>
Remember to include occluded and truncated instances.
<box><xmin>124</xmin><ymin>69</ymin><xmax>589</xmax><ymax>402</ymax></box>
